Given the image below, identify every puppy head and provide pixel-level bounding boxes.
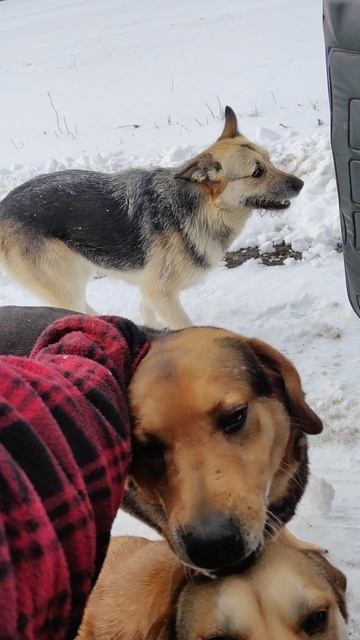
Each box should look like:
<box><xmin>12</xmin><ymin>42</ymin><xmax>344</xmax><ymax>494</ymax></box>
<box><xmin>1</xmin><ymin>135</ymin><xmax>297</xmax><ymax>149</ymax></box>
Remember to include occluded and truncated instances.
<box><xmin>176</xmin><ymin>541</ymin><xmax>348</xmax><ymax>640</ymax></box>
<box><xmin>128</xmin><ymin>327</ymin><xmax>322</xmax><ymax>575</ymax></box>
<box><xmin>77</xmin><ymin>537</ymin><xmax>189</xmax><ymax>640</ymax></box>
<box><xmin>175</xmin><ymin>106</ymin><xmax>303</xmax><ymax>211</ymax></box>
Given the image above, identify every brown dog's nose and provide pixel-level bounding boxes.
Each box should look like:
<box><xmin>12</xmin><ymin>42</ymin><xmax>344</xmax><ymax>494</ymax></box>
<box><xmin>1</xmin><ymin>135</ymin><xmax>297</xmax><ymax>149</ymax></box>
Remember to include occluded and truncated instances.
<box><xmin>180</xmin><ymin>514</ymin><xmax>246</xmax><ymax>572</ymax></box>
<box><xmin>287</xmin><ymin>175</ymin><xmax>304</xmax><ymax>194</ymax></box>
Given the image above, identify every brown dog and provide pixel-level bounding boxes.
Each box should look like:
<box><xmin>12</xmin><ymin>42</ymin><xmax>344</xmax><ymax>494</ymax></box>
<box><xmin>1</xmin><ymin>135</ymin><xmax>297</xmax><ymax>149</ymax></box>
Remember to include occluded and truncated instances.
<box><xmin>76</xmin><ymin>534</ymin><xmax>348</xmax><ymax>640</ymax></box>
<box><xmin>0</xmin><ymin>306</ymin><xmax>323</xmax><ymax>575</ymax></box>
<box><xmin>127</xmin><ymin>326</ymin><xmax>322</xmax><ymax>575</ymax></box>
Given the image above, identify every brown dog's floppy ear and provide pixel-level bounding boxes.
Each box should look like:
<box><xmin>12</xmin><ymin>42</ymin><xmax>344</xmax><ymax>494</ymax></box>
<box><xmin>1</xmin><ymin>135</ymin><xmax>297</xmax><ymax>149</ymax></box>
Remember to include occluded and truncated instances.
<box><xmin>174</xmin><ymin>153</ymin><xmax>223</xmax><ymax>183</ymax></box>
<box><xmin>218</xmin><ymin>105</ymin><xmax>240</xmax><ymax>140</ymax></box>
<box><xmin>306</xmin><ymin>550</ymin><xmax>348</xmax><ymax>621</ymax></box>
<box><xmin>247</xmin><ymin>338</ymin><xmax>323</xmax><ymax>435</ymax></box>
<box><xmin>144</xmin><ymin>548</ymin><xmax>189</xmax><ymax>640</ymax></box>
<box><xmin>122</xmin><ymin>478</ymin><xmax>167</xmax><ymax>534</ymax></box>
<box><xmin>128</xmin><ymin>542</ymin><xmax>189</xmax><ymax>640</ymax></box>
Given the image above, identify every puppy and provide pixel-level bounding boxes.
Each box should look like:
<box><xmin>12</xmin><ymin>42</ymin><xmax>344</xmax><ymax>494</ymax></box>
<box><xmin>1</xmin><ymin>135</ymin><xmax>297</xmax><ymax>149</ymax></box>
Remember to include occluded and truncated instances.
<box><xmin>77</xmin><ymin>534</ymin><xmax>348</xmax><ymax>640</ymax></box>
<box><xmin>0</xmin><ymin>305</ymin><xmax>322</xmax><ymax>574</ymax></box>
<box><xmin>0</xmin><ymin>107</ymin><xmax>303</xmax><ymax>328</ymax></box>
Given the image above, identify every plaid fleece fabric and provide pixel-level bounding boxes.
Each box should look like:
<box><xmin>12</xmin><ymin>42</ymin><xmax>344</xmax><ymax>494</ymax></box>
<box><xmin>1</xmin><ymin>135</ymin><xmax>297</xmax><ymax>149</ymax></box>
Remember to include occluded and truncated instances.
<box><xmin>0</xmin><ymin>315</ymin><xmax>149</xmax><ymax>640</ymax></box>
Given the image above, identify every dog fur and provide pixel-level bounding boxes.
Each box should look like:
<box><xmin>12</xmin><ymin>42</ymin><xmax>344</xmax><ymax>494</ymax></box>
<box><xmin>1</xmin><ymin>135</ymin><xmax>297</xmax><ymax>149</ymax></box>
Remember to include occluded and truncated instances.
<box><xmin>76</xmin><ymin>533</ymin><xmax>348</xmax><ymax>640</ymax></box>
<box><xmin>0</xmin><ymin>107</ymin><xmax>303</xmax><ymax>329</ymax></box>
<box><xmin>127</xmin><ymin>325</ymin><xmax>322</xmax><ymax>573</ymax></box>
<box><xmin>0</xmin><ymin>305</ymin><xmax>322</xmax><ymax>574</ymax></box>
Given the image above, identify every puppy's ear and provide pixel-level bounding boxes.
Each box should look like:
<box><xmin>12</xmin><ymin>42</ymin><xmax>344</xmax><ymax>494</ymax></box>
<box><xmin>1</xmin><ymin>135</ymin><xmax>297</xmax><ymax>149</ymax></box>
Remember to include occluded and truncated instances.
<box><xmin>136</xmin><ymin>543</ymin><xmax>189</xmax><ymax>640</ymax></box>
<box><xmin>78</xmin><ymin>539</ymin><xmax>188</xmax><ymax>640</ymax></box>
<box><xmin>306</xmin><ymin>550</ymin><xmax>348</xmax><ymax>621</ymax></box>
<box><xmin>218</xmin><ymin>105</ymin><xmax>240</xmax><ymax>140</ymax></box>
<box><xmin>247</xmin><ymin>338</ymin><xmax>323</xmax><ymax>435</ymax></box>
<box><xmin>174</xmin><ymin>153</ymin><xmax>223</xmax><ymax>183</ymax></box>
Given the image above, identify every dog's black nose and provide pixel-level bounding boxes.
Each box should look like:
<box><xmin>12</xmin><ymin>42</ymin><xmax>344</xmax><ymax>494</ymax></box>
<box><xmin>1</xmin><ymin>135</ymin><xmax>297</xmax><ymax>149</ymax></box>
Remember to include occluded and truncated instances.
<box><xmin>180</xmin><ymin>514</ymin><xmax>246</xmax><ymax>571</ymax></box>
<box><xmin>287</xmin><ymin>175</ymin><xmax>304</xmax><ymax>194</ymax></box>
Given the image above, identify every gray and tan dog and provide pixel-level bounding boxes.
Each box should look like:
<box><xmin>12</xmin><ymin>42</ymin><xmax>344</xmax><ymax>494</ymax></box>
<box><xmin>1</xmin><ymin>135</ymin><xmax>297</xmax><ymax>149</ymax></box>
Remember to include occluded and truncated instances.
<box><xmin>0</xmin><ymin>107</ymin><xmax>303</xmax><ymax>329</ymax></box>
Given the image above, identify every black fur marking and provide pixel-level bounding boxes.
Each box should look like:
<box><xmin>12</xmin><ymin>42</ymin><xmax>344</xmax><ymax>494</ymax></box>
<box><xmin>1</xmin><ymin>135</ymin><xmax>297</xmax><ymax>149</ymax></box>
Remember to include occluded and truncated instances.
<box><xmin>122</xmin><ymin>482</ymin><xmax>166</xmax><ymax>534</ymax></box>
<box><xmin>268</xmin><ymin>435</ymin><xmax>309</xmax><ymax>526</ymax></box>
<box><xmin>245</xmin><ymin>195</ymin><xmax>290</xmax><ymax>211</ymax></box>
<box><xmin>218</xmin><ymin>338</ymin><xmax>272</xmax><ymax>397</ymax></box>
<box><xmin>0</xmin><ymin>168</ymin><xmax>203</xmax><ymax>271</ymax></box>
<box><xmin>181</xmin><ymin>234</ymin><xmax>209</xmax><ymax>269</ymax></box>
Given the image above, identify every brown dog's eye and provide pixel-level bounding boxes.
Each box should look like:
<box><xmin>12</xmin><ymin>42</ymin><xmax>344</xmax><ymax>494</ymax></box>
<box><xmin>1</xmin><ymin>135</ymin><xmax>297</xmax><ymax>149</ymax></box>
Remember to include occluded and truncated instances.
<box><xmin>137</xmin><ymin>436</ymin><xmax>165</xmax><ymax>464</ymax></box>
<box><xmin>217</xmin><ymin>406</ymin><xmax>248</xmax><ymax>435</ymax></box>
<box><xmin>252</xmin><ymin>163</ymin><xmax>264</xmax><ymax>178</ymax></box>
<box><xmin>302</xmin><ymin>609</ymin><xmax>328</xmax><ymax>635</ymax></box>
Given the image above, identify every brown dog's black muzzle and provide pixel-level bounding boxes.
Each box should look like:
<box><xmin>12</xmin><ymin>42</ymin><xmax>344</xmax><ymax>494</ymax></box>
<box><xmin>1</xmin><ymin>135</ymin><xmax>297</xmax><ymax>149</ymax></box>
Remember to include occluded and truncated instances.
<box><xmin>179</xmin><ymin>513</ymin><xmax>258</xmax><ymax>574</ymax></box>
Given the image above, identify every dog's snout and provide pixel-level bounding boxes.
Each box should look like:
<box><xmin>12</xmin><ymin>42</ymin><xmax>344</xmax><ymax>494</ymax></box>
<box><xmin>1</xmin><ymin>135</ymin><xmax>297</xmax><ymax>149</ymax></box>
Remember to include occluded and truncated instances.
<box><xmin>286</xmin><ymin>175</ymin><xmax>304</xmax><ymax>194</ymax></box>
<box><xmin>180</xmin><ymin>514</ymin><xmax>246</xmax><ymax>571</ymax></box>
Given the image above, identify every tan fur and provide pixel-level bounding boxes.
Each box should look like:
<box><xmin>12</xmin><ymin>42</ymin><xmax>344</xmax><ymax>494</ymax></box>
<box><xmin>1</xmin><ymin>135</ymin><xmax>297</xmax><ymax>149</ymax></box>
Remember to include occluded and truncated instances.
<box><xmin>177</xmin><ymin>538</ymin><xmax>348</xmax><ymax>640</ymax></box>
<box><xmin>139</xmin><ymin>126</ymin><xmax>301</xmax><ymax>328</ymax></box>
<box><xmin>139</xmin><ymin>231</ymin><xmax>198</xmax><ymax>329</ymax></box>
<box><xmin>76</xmin><ymin>537</ymin><xmax>189</xmax><ymax>640</ymax></box>
<box><xmin>76</xmin><ymin>533</ymin><xmax>348</xmax><ymax>640</ymax></box>
<box><xmin>127</xmin><ymin>327</ymin><xmax>322</xmax><ymax>566</ymax></box>
<box><xmin>0</xmin><ymin>227</ymin><xmax>97</xmax><ymax>314</ymax></box>
<box><xmin>281</xmin><ymin>527</ymin><xmax>325</xmax><ymax>554</ymax></box>
<box><xmin>0</xmin><ymin>107</ymin><xmax>302</xmax><ymax>329</ymax></box>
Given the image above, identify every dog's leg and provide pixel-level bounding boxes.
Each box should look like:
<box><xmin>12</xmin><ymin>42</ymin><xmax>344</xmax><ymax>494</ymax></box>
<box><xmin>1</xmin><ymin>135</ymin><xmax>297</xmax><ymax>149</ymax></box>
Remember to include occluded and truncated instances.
<box><xmin>0</xmin><ymin>232</ymin><xmax>96</xmax><ymax>314</ymax></box>
<box><xmin>139</xmin><ymin>297</ymin><xmax>162</xmax><ymax>328</ymax></box>
<box><xmin>144</xmin><ymin>291</ymin><xmax>192</xmax><ymax>330</ymax></box>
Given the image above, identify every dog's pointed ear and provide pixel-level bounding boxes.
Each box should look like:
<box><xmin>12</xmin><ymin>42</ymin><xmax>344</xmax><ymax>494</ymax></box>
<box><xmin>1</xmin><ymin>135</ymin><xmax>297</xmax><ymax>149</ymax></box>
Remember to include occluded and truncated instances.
<box><xmin>174</xmin><ymin>153</ymin><xmax>223</xmax><ymax>183</ymax></box>
<box><xmin>247</xmin><ymin>338</ymin><xmax>323</xmax><ymax>435</ymax></box>
<box><xmin>218</xmin><ymin>105</ymin><xmax>240</xmax><ymax>140</ymax></box>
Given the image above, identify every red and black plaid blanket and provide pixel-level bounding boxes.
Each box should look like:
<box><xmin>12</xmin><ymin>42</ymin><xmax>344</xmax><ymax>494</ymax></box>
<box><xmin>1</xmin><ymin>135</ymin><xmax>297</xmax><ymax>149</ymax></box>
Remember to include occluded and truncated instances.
<box><xmin>0</xmin><ymin>315</ymin><xmax>149</xmax><ymax>640</ymax></box>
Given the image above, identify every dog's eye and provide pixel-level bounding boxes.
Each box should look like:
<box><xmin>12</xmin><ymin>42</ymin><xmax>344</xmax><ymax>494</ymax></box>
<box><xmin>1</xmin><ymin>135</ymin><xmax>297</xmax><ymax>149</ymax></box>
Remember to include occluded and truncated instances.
<box><xmin>302</xmin><ymin>609</ymin><xmax>328</xmax><ymax>635</ymax></box>
<box><xmin>142</xmin><ymin>437</ymin><xmax>165</xmax><ymax>459</ymax></box>
<box><xmin>217</xmin><ymin>406</ymin><xmax>248</xmax><ymax>435</ymax></box>
<box><xmin>252</xmin><ymin>163</ymin><xmax>264</xmax><ymax>178</ymax></box>
<box><xmin>137</xmin><ymin>436</ymin><xmax>165</xmax><ymax>463</ymax></box>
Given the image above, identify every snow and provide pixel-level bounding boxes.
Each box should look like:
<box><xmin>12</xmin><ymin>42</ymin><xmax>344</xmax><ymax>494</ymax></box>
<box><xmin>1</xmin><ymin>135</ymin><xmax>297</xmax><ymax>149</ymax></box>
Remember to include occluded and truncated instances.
<box><xmin>0</xmin><ymin>0</ymin><xmax>359</xmax><ymax>632</ymax></box>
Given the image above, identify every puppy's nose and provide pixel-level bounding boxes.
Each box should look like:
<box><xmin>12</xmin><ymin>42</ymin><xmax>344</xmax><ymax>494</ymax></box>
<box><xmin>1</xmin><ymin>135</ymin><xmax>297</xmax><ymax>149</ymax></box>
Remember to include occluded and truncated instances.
<box><xmin>180</xmin><ymin>514</ymin><xmax>246</xmax><ymax>571</ymax></box>
<box><xmin>287</xmin><ymin>175</ymin><xmax>304</xmax><ymax>194</ymax></box>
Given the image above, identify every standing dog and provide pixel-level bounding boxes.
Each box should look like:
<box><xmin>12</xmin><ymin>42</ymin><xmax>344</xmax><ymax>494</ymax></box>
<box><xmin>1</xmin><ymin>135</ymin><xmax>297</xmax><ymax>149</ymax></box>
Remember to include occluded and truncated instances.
<box><xmin>77</xmin><ymin>534</ymin><xmax>348</xmax><ymax>640</ymax></box>
<box><xmin>0</xmin><ymin>107</ymin><xmax>303</xmax><ymax>328</ymax></box>
<box><xmin>0</xmin><ymin>305</ymin><xmax>322</xmax><ymax>575</ymax></box>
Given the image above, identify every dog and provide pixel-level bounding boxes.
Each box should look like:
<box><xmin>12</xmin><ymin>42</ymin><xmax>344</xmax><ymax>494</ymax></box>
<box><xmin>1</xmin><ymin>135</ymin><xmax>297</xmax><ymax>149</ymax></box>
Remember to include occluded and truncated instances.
<box><xmin>76</xmin><ymin>533</ymin><xmax>348</xmax><ymax>640</ymax></box>
<box><xmin>0</xmin><ymin>305</ymin><xmax>322</xmax><ymax>574</ymax></box>
<box><xmin>0</xmin><ymin>107</ymin><xmax>303</xmax><ymax>329</ymax></box>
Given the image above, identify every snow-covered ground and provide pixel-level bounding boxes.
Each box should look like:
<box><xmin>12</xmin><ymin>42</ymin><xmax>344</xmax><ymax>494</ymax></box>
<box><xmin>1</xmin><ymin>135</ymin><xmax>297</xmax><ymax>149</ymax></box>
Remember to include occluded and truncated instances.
<box><xmin>0</xmin><ymin>0</ymin><xmax>359</xmax><ymax>632</ymax></box>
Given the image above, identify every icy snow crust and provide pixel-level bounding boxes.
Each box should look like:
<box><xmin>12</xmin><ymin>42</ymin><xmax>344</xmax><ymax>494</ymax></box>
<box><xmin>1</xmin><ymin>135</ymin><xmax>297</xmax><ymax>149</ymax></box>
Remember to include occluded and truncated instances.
<box><xmin>0</xmin><ymin>0</ymin><xmax>358</xmax><ymax>631</ymax></box>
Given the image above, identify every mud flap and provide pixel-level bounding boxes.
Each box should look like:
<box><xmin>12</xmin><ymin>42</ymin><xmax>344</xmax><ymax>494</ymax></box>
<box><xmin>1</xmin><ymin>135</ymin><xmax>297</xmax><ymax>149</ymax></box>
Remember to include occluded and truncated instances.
<box><xmin>323</xmin><ymin>0</ymin><xmax>360</xmax><ymax>318</ymax></box>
